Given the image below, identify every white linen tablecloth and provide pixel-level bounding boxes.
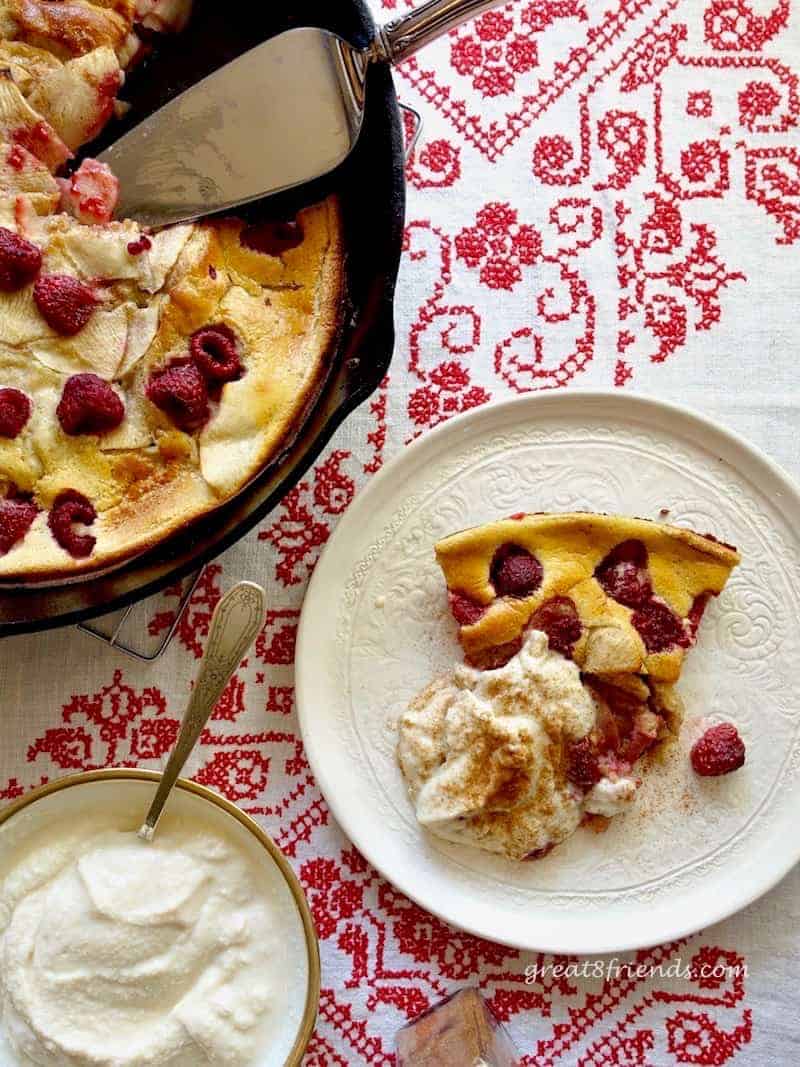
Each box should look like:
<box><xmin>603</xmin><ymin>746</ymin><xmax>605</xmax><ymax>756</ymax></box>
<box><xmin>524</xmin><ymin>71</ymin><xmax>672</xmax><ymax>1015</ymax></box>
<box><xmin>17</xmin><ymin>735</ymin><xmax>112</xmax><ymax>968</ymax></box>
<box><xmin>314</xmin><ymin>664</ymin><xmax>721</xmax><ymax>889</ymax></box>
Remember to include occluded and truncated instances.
<box><xmin>2</xmin><ymin>1</ymin><xmax>799</xmax><ymax>1062</ymax></box>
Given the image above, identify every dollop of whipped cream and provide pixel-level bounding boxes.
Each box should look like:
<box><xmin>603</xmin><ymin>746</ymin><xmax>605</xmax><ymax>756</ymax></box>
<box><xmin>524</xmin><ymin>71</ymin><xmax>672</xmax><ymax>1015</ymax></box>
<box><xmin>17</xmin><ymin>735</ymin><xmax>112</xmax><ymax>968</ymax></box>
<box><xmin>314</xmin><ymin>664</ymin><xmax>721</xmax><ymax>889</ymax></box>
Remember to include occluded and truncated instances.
<box><xmin>0</xmin><ymin>815</ymin><xmax>297</xmax><ymax>1066</ymax></box>
<box><xmin>398</xmin><ymin>630</ymin><xmax>637</xmax><ymax>860</ymax></box>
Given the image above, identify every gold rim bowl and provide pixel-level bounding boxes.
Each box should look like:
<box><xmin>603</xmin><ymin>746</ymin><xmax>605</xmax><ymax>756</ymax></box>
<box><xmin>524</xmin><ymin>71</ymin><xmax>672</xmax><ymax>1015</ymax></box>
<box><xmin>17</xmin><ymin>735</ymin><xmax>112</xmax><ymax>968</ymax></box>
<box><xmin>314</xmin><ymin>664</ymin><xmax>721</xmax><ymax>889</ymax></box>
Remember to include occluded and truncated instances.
<box><xmin>0</xmin><ymin>768</ymin><xmax>320</xmax><ymax>1066</ymax></box>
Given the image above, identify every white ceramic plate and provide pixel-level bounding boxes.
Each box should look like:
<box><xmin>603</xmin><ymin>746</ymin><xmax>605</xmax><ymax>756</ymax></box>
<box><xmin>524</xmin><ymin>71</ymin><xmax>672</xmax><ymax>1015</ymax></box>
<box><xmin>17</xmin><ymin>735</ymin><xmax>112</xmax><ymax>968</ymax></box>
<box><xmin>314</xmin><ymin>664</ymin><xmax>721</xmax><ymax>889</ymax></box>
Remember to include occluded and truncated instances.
<box><xmin>296</xmin><ymin>391</ymin><xmax>800</xmax><ymax>953</ymax></box>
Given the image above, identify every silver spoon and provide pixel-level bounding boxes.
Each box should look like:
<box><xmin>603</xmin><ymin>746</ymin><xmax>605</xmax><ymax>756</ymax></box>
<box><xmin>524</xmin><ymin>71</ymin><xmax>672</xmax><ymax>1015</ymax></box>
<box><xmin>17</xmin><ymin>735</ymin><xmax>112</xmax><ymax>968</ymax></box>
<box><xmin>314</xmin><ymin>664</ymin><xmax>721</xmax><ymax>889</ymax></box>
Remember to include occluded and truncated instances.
<box><xmin>138</xmin><ymin>580</ymin><xmax>266</xmax><ymax>841</ymax></box>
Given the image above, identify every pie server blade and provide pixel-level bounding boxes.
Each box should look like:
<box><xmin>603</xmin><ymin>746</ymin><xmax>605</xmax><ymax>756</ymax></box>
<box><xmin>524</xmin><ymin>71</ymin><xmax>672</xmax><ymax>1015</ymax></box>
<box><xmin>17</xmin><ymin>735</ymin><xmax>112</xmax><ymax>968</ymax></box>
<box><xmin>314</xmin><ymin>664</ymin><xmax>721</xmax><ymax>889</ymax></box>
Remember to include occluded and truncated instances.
<box><xmin>99</xmin><ymin>1</ymin><xmax>504</xmax><ymax>228</ymax></box>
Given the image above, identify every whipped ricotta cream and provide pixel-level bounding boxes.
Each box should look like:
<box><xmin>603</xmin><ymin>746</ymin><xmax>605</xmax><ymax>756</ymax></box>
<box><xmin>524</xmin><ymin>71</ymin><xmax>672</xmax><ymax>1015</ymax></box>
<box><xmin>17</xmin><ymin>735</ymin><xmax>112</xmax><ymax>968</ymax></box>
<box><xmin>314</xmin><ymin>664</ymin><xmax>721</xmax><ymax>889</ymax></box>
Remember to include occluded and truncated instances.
<box><xmin>0</xmin><ymin>804</ymin><xmax>308</xmax><ymax>1067</ymax></box>
<box><xmin>584</xmin><ymin>775</ymin><xmax>638</xmax><ymax>817</ymax></box>
<box><xmin>398</xmin><ymin>630</ymin><xmax>637</xmax><ymax>860</ymax></box>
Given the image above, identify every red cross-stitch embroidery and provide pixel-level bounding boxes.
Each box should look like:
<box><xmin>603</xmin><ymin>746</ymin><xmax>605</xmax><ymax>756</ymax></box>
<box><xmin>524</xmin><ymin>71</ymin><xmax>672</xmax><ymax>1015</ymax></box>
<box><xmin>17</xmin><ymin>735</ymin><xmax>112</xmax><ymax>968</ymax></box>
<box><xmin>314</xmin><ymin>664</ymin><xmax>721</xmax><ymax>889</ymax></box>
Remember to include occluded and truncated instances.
<box><xmin>260</xmin><ymin>451</ymin><xmax>355</xmax><ymax>586</ymax></box>
<box><xmin>27</xmin><ymin>670</ymin><xmax>174</xmax><ymax>769</ymax></box>
<box><xmin>7</xmin><ymin>0</ymin><xmax>794</xmax><ymax>1058</ymax></box>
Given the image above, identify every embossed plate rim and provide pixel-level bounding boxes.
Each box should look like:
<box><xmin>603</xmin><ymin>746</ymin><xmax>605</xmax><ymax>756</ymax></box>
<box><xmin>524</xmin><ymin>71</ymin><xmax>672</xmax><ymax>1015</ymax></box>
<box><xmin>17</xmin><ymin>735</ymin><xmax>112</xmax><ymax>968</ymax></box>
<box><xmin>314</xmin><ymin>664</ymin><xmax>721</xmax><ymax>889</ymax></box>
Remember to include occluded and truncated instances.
<box><xmin>296</xmin><ymin>389</ymin><xmax>800</xmax><ymax>953</ymax></box>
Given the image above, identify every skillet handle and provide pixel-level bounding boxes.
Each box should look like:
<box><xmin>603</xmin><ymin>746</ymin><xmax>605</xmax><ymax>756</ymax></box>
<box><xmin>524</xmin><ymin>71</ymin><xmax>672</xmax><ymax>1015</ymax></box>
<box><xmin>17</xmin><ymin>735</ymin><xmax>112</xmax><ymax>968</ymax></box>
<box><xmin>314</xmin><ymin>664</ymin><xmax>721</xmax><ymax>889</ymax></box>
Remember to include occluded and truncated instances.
<box><xmin>377</xmin><ymin>0</ymin><xmax>509</xmax><ymax>64</ymax></box>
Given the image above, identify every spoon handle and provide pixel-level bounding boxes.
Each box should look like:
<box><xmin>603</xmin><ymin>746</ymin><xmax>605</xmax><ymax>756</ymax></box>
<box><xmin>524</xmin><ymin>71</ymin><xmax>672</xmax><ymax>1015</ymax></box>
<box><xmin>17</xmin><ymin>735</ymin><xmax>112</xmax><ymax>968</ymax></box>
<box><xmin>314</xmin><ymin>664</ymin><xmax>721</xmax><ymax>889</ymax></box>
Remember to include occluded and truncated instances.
<box><xmin>139</xmin><ymin>581</ymin><xmax>267</xmax><ymax>840</ymax></box>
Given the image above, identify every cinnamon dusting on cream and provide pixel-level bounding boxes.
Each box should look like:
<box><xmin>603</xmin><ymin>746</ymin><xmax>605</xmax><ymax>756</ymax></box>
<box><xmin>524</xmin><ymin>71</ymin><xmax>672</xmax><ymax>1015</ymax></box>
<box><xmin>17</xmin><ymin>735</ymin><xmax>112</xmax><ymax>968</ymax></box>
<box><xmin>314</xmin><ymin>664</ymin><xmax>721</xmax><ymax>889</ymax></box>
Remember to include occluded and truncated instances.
<box><xmin>398</xmin><ymin>630</ymin><xmax>638</xmax><ymax>860</ymax></box>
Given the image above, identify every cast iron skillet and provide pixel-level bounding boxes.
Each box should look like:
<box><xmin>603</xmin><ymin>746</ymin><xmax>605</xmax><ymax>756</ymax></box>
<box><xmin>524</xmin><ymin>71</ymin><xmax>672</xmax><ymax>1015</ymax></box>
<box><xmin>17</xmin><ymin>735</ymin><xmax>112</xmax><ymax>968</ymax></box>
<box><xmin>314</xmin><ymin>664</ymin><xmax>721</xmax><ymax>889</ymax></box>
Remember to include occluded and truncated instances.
<box><xmin>0</xmin><ymin>0</ymin><xmax>404</xmax><ymax>636</ymax></box>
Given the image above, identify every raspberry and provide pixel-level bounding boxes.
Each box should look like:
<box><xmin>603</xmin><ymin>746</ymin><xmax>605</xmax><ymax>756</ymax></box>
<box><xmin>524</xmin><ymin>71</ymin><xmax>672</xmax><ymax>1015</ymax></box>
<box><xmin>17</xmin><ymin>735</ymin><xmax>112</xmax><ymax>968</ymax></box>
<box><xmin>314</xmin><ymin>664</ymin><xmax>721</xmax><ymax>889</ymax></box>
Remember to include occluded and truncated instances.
<box><xmin>490</xmin><ymin>543</ymin><xmax>543</xmax><ymax>598</ymax></box>
<box><xmin>34</xmin><ymin>274</ymin><xmax>97</xmax><ymax>336</ymax></box>
<box><xmin>12</xmin><ymin>120</ymin><xmax>71</xmax><ymax>170</ymax></box>
<box><xmin>0</xmin><ymin>388</ymin><xmax>31</xmax><ymax>438</ymax></box>
<box><xmin>240</xmin><ymin>218</ymin><xmax>304</xmax><ymax>255</ymax></box>
<box><xmin>126</xmin><ymin>235</ymin><xmax>152</xmax><ymax>256</ymax></box>
<box><xmin>565</xmin><ymin>737</ymin><xmax>601</xmax><ymax>789</ymax></box>
<box><xmin>58</xmin><ymin>159</ymin><xmax>119</xmax><ymax>225</ymax></box>
<box><xmin>0</xmin><ymin>497</ymin><xmax>38</xmax><ymax>555</ymax></box>
<box><xmin>57</xmin><ymin>374</ymin><xmax>125</xmax><ymax>436</ymax></box>
<box><xmin>687</xmin><ymin>592</ymin><xmax>710</xmax><ymax>641</ymax></box>
<box><xmin>48</xmin><ymin>489</ymin><xmax>97</xmax><ymax>558</ymax></box>
<box><xmin>7</xmin><ymin>145</ymin><xmax>26</xmax><ymax>171</ymax></box>
<box><xmin>448</xmin><ymin>591</ymin><xmax>486</xmax><ymax>626</ymax></box>
<box><xmin>189</xmin><ymin>324</ymin><xmax>242</xmax><ymax>383</ymax></box>
<box><xmin>588</xmin><ymin>676</ymin><xmax>643</xmax><ymax>722</ymax></box>
<box><xmin>690</xmin><ymin>723</ymin><xmax>746</xmax><ymax>777</ymax></box>
<box><xmin>620</xmin><ymin>710</ymin><xmax>662</xmax><ymax>764</ymax></box>
<box><xmin>0</xmin><ymin>227</ymin><xmax>42</xmax><ymax>292</ymax></box>
<box><xmin>529</xmin><ymin>596</ymin><xmax>582</xmax><ymax>657</ymax></box>
<box><xmin>146</xmin><ymin>360</ymin><xmax>209</xmax><ymax>432</ymax></box>
<box><xmin>595</xmin><ymin>539</ymin><xmax>652</xmax><ymax>607</ymax></box>
<box><xmin>631</xmin><ymin>600</ymin><xmax>688</xmax><ymax>652</ymax></box>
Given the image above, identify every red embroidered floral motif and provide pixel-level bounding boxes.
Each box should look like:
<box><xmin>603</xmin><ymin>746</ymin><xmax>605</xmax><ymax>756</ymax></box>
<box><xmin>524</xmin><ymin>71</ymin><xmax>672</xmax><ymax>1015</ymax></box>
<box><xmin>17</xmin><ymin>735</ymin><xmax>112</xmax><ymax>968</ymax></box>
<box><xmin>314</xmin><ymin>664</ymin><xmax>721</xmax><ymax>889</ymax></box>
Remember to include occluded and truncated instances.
<box><xmin>379</xmin><ymin>882</ymin><xmax>516</xmax><ymax>979</ymax></box>
<box><xmin>547</xmin><ymin>198</ymin><xmax>603</xmax><ymax>256</ymax></box>
<box><xmin>410</xmin><ymin>193</ymin><xmax>598</xmax><ymax>396</ymax></box>
<box><xmin>261</xmin><ymin>481</ymin><xmax>329</xmax><ymax>587</ymax></box>
<box><xmin>680</xmin><ymin>139</ymin><xmax>728</xmax><ymax>189</ymax></box>
<box><xmin>455</xmin><ymin>202</ymin><xmax>541</xmax><ymax>291</ymax></box>
<box><xmin>195</xmin><ymin>750</ymin><xmax>270</xmax><ymax>801</ymax></box>
<box><xmin>616</xmin><ymin>196</ymin><xmax>744</xmax><ymax>366</ymax></box>
<box><xmin>27</xmin><ymin>670</ymin><xmax>172</xmax><ymax>769</ymax></box>
<box><xmin>398</xmin><ymin>0</ymin><xmax>615</xmax><ymax>161</ymax></box>
<box><xmin>644</xmin><ymin>293</ymin><xmax>687</xmax><ymax>361</ymax></box>
<box><xmin>666</xmin><ymin>1009</ymin><xmax>752</xmax><ymax>1064</ymax></box>
<box><xmin>407</xmin><ymin>137</ymin><xmax>462</xmax><ymax>190</ymax></box>
<box><xmin>129</xmin><ymin>719</ymin><xmax>178</xmax><ymax>761</ymax></box>
<box><xmin>738</xmin><ymin>80</ymin><xmax>781</xmax><ymax>130</ymax></box>
<box><xmin>313</xmin><ymin>450</ymin><xmax>356</xmax><ymax>514</ymax></box>
<box><xmin>665</xmin><ymin>223</ymin><xmax>745</xmax><ymax>330</ymax></box>
<box><xmin>704</xmin><ymin>0</ymin><xmax>789</xmax><ymax>51</ymax></box>
<box><xmin>28</xmin><ymin>726</ymin><xmax>93</xmax><ymax>769</ymax></box>
<box><xmin>687</xmin><ymin>90</ymin><xmax>714</xmax><ymax>117</ymax></box>
<box><xmin>450</xmin><ymin>10</ymin><xmax>539</xmax><ymax>99</ymax></box>
<box><xmin>407</xmin><ymin>360</ymin><xmax>489</xmax><ymax>436</ymax></box>
<box><xmin>534</xmin><ymin>132</ymin><xmax>585</xmax><ymax>186</ymax></box>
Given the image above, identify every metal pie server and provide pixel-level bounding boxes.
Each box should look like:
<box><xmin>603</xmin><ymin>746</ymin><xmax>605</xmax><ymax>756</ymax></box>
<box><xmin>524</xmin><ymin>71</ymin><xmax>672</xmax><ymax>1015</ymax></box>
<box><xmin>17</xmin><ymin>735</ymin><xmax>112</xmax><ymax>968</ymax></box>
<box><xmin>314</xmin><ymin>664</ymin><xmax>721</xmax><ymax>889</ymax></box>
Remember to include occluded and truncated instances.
<box><xmin>101</xmin><ymin>0</ymin><xmax>506</xmax><ymax>227</ymax></box>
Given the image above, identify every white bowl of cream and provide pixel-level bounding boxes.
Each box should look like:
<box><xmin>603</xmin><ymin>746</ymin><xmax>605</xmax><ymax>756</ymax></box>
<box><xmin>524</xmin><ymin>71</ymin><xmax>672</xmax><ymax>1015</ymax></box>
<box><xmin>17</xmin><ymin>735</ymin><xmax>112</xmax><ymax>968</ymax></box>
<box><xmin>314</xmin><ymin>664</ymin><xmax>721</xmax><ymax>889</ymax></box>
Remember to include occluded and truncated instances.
<box><xmin>0</xmin><ymin>771</ymin><xmax>319</xmax><ymax>1067</ymax></box>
